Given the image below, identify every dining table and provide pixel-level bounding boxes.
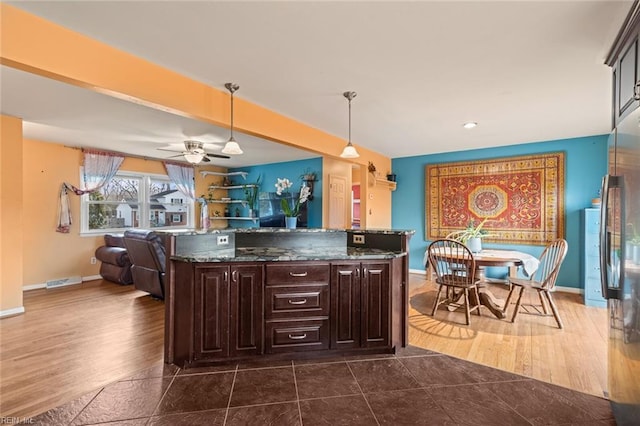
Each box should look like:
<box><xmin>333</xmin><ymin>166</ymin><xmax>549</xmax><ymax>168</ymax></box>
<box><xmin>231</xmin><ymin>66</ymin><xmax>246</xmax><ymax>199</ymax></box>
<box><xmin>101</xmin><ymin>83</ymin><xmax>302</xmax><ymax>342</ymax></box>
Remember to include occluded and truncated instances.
<box><xmin>424</xmin><ymin>248</ymin><xmax>540</xmax><ymax>319</ymax></box>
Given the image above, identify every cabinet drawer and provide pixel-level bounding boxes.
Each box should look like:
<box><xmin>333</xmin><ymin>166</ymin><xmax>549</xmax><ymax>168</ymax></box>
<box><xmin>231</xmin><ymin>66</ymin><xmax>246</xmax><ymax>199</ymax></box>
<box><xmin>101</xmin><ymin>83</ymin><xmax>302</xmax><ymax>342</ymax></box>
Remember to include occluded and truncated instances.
<box><xmin>586</xmin><ymin>256</ymin><xmax>601</xmax><ymax>279</ymax></box>
<box><xmin>585</xmin><ymin>241</ymin><xmax>600</xmax><ymax>257</ymax></box>
<box><xmin>585</xmin><ymin>218</ymin><xmax>601</xmax><ymax>235</ymax></box>
<box><xmin>265</xmin><ymin>318</ymin><xmax>329</xmax><ymax>353</ymax></box>
<box><xmin>585</xmin><ymin>278</ymin><xmax>606</xmax><ymax>300</ymax></box>
<box><xmin>265</xmin><ymin>284</ymin><xmax>329</xmax><ymax>319</ymax></box>
<box><xmin>265</xmin><ymin>263</ymin><xmax>330</xmax><ymax>285</ymax></box>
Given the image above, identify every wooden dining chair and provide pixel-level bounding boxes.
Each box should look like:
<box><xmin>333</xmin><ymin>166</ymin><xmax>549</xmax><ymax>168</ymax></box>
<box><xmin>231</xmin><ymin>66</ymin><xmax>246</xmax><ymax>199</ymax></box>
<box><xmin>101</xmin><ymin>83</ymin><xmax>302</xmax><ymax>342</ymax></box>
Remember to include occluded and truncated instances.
<box><xmin>427</xmin><ymin>239</ymin><xmax>482</xmax><ymax>325</ymax></box>
<box><xmin>504</xmin><ymin>239</ymin><xmax>568</xmax><ymax>328</ymax></box>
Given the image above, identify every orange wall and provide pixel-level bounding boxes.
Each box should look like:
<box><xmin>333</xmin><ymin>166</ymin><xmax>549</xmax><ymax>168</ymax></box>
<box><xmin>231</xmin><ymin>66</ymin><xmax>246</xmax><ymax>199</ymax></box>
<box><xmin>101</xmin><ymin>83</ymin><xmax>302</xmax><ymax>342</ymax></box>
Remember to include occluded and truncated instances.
<box><xmin>21</xmin><ymin>139</ymin><xmax>207</xmax><ymax>287</ymax></box>
<box><xmin>1</xmin><ymin>115</ymin><xmax>24</xmax><ymax>314</ymax></box>
<box><xmin>19</xmin><ymin>137</ymin><xmax>316</xmax><ymax>290</ymax></box>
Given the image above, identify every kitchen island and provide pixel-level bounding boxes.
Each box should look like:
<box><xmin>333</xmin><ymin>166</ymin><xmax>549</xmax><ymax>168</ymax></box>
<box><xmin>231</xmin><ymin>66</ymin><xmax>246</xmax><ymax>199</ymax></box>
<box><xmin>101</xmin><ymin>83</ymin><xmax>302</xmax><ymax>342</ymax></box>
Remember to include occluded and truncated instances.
<box><xmin>163</xmin><ymin>228</ymin><xmax>413</xmax><ymax>367</ymax></box>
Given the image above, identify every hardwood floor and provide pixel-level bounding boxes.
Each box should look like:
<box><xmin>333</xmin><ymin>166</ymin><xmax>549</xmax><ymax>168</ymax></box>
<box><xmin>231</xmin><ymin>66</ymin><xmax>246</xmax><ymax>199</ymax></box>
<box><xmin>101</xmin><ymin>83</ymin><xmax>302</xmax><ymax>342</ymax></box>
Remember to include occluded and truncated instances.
<box><xmin>0</xmin><ymin>274</ymin><xmax>609</xmax><ymax>419</ymax></box>
<box><xmin>408</xmin><ymin>273</ymin><xmax>609</xmax><ymax>398</ymax></box>
<box><xmin>0</xmin><ymin>280</ymin><xmax>164</xmax><ymax>419</ymax></box>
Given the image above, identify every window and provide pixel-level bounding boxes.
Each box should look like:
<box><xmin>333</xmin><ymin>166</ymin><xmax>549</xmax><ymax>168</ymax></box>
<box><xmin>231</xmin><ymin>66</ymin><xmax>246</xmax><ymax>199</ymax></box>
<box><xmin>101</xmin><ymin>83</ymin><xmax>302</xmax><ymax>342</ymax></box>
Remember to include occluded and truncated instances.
<box><xmin>81</xmin><ymin>171</ymin><xmax>194</xmax><ymax>234</ymax></box>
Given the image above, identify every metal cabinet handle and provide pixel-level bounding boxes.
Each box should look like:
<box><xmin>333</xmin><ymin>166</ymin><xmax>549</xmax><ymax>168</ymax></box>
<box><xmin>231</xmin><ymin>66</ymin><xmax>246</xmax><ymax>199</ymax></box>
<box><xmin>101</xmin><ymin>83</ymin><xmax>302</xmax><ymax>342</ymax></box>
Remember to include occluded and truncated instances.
<box><xmin>288</xmin><ymin>333</ymin><xmax>307</xmax><ymax>340</ymax></box>
<box><xmin>289</xmin><ymin>272</ymin><xmax>308</xmax><ymax>277</ymax></box>
<box><xmin>231</xmin><ymin>270</ymin><xmax>237</xmax><ymax>282</ymax></box>
<box><xmin>288</xmin><ymin>299</ymin><xmax>307</xmax><ymax>305</ymax></box>
<box><xmin>224</xmin><ymin>271</ymin><xmax>228</xmax><ymax>282</ymax></box>
<box><xmin>634</xmin><ymin>81</ymin><xmax>640</xmax><ymax>100</ymax></box>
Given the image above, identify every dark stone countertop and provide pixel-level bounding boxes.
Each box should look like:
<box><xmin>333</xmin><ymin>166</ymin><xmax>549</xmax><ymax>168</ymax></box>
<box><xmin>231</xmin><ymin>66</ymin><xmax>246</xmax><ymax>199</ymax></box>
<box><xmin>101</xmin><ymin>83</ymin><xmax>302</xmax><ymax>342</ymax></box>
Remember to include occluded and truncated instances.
<box><xmin>171</xmin><ymin>246</ymin><xmax>406</xmax><ymax>263</ymax></box>
<box><xmin>161</xmin><ymin>228</ymin><xmax>415</xmax><ymax>236</ymax></box>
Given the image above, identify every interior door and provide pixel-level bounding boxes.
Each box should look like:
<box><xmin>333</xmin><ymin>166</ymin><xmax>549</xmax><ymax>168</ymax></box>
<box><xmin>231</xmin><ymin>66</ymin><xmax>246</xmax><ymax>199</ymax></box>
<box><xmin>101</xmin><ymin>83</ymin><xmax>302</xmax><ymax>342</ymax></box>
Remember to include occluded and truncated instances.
<box><xmin>329</xmin><ymin>174</ymin><xmax>348</xmax><ymax>229</ymax></box>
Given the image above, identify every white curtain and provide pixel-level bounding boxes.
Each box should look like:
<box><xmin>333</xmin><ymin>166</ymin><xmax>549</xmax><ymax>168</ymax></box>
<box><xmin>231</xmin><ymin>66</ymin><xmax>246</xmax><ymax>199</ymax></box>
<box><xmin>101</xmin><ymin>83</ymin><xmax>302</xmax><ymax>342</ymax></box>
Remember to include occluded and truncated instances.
<box><xmin>163</xmin><ymin>162</ymin><xmax>195</xmax><ymax>200</ymax></box>
<box><xmin>163</xmin><ymin>162</ymin><xmax>208</xmax><ymax>231</ymax></box>
<box><xmin>56</xmin><ymin>149</ymin><xmax>124</xmax><ymax>233</ymax></box>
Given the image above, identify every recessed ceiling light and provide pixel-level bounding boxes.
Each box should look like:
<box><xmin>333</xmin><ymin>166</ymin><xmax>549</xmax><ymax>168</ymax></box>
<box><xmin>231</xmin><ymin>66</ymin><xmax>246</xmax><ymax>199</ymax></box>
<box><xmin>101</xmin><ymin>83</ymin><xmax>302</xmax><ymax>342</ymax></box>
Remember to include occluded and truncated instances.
<box><xmin>463</xmin><ymin>122</ymin><xmax>478</xmax><ymax>129</ymax></box>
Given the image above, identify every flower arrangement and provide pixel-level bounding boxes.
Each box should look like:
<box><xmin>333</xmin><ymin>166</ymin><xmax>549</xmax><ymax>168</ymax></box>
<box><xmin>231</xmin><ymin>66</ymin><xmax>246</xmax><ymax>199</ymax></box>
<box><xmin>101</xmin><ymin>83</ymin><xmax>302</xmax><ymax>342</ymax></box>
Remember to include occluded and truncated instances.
<box><xmin>448</xmin><ymin>217</ymin><xmax>490</xmax><ymax>243</ymax></box>
<box><xmin>275</xmin><ymin>177</ymin><xmax>311</xmax><ymax>217</ymax></box>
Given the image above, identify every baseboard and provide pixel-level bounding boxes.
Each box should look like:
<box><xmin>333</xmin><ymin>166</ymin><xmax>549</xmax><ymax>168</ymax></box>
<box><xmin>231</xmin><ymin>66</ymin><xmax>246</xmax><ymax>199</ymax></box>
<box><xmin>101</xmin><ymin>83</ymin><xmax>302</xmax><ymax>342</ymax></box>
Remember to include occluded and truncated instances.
<box><xmin>409</xmin><ymin>269</ymin><xmax>582</xmax><ymax>294</ymax></box>
<box><xmin>83</xmin><ymin>275</ymin><xmax>102</xmax><ymax>282</ymax></box>
<box><xmin>23</xmin><ymin>283</ymin><xmax>46</xmax><ymax>291</ymax></box>
<box><xmin>556</xmin><ymin>285</ymin><xmax>583</xmax><ymax>294</ymax></box>
<box><xmin>23</xmin><ymin>274</ymin><xmax>100</xmax><ymax>292</ymax></box>
<box><xmin>0</xmin><ymin>306</ymin><xmax>25</xmax><ymax>318</ymax></box>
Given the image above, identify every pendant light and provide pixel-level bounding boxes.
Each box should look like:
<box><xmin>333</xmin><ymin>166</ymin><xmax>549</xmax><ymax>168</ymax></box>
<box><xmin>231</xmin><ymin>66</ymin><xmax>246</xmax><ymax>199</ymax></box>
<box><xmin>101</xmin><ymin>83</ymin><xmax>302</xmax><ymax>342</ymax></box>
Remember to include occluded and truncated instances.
<box><xmin>221</xmin><ymin>82</ymin><xmax>243</xmax><ymax>155</ymax></box>
<box><xmin>340</xmin><ymin>91</ymin><xmax>360</xmax><ymax>158</ymax></box>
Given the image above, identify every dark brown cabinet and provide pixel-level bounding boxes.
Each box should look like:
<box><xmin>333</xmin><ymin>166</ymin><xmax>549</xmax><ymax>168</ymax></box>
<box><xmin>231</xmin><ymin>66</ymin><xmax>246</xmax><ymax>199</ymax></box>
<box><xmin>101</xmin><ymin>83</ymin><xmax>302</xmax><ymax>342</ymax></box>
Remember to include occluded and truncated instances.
<box><xmin>193</xmin><ymin>264</ymin><xmax>263</xmax><ymax>361</ymax></box>
<box><xmin>330</xmin><ymin>261</ymin><xmax>390</xmax><ymax>350</ymax></box>
<box><xmin>607</xmin><ymin>6</ymin><xmax>640</xmax><ymax>127</ymax></box>
<box><xmin>167</xmin><ymin>256</ymin><xmax>402</xmax><ymax>367</ymax></box>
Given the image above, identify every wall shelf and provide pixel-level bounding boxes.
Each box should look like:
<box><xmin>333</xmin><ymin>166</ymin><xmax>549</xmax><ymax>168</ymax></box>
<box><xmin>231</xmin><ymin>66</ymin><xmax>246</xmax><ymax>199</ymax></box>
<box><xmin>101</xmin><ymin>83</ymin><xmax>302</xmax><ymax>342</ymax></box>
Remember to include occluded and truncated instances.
<box><xmin>369</xmin><ymin>173</ymin><xmax>397</xmax><ymax>191</ymax></box>
<box><xmin>207</xmin><ymin>199</ymin><xmax>247</xmax><ymax>204</ymax></box>
<box><xmin>200</xmin><ymin>171</ymin><xmax>248</xmax><ymax>179</ymax></box>
<box><xmin>208</xmin><ymin>184</ymin><xmax>257</xmax><ymax>190</ymax></box>
<box><xmin>210</xmin><ymin>217</ymin><xmax>258</xmax><ymax>222</ymax></box>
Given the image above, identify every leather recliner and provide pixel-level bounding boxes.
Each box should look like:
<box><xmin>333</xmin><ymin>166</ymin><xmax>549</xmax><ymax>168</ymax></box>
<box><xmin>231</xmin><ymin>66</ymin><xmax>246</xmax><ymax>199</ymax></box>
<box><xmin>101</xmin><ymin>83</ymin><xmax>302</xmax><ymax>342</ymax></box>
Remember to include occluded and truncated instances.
<box><xmin>95</xmin><ymin>233</ymin><xmax>133</xmax><ymax>285</ymax></box>
<box><xmin>123</xmin><ymin>229</ymin><xmax>166</xmax><ymax>299</ymax></box>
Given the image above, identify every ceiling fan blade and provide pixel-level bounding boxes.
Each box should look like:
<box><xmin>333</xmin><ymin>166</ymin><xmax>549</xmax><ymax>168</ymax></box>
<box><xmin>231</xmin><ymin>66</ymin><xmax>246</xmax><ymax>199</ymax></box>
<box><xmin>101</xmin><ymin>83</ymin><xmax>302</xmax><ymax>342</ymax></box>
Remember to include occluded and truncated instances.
<box><xmin>201</xmin><ymin>156</ymin><xmax>211</xmax><ymax>163</ymax></box>
<box><xmin>206</xmin><ymin>153</ymin><xmax>231</xmax><ymax>159</ymax></box>
<box><xmin>157</xmin><ymin>147</ymin><xmax>184</xmax><ymax>153</ymax></box>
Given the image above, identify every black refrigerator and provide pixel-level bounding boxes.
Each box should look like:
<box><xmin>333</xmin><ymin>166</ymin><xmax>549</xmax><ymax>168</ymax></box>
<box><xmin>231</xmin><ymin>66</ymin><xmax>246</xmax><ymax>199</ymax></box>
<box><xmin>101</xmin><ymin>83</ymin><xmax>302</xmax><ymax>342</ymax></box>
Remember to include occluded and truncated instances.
<box><xmin>600</xmin><ymin>105</ymin><xmax>640</xmax><ymax>424</ymax></box>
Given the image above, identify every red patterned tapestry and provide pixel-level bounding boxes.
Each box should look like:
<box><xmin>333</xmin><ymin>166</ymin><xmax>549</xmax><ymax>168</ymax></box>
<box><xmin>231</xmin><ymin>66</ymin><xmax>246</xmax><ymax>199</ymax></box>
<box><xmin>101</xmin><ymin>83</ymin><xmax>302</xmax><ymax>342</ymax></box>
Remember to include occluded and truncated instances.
<box><xmin>426</xmin><ymin>153</ymin><xmax>565</xmax><ymax>245</ymax></box>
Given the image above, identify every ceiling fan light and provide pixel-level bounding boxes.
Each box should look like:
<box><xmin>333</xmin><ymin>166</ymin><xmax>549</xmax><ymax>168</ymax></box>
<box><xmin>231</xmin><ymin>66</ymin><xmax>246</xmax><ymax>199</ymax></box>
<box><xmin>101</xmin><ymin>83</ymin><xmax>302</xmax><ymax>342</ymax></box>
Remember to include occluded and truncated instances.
<box><xmin>340</xmin><ymin>142</ymin><xmax>359</xmax><ymax>158</ymax></box>
<box><xmin>222</xmin><ymin>138</ymin><xmax>243</xmax><ymax>155</ymax></box>
<box><xmin>340</xmin><ymin>91</ymin><xmax>360</xmax><ymax>159</ymax></box>
<box><xmin>184</xmin><ymin>152</ymin><xmax>205</xmax><ymax>164</ymax></box>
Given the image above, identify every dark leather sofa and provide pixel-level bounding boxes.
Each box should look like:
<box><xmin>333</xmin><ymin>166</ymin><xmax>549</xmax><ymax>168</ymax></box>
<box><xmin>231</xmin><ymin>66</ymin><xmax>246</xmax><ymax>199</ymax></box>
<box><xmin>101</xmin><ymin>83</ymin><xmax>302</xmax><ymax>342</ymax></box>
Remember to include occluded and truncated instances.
<box><xmin>95</xmin><ymin>234</ymin><xmax>133</xmax><ymax>285</ymax></box>
<box><xmin>123</xmin><ymin>229</ymin><xmax>166</xmax><ymax>299</ymax></box>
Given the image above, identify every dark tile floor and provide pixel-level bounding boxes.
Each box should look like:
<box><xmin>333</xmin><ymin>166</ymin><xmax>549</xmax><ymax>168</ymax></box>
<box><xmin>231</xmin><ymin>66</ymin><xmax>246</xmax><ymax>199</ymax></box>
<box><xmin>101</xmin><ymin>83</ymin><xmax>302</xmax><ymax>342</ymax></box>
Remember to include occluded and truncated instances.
<box><xmin>32</xmin><ymin>346</ymin><xmax>615</xmax><ymax>425</ymax></box>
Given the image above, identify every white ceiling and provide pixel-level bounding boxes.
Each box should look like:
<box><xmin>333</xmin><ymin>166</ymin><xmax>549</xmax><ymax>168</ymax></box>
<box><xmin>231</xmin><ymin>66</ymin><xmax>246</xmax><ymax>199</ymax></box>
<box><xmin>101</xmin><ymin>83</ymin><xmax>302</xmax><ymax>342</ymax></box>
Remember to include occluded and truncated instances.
<box><xmin>0</xmin><ymin>1</ymin><xmax>632</xmax><ymax>166</ymax></box>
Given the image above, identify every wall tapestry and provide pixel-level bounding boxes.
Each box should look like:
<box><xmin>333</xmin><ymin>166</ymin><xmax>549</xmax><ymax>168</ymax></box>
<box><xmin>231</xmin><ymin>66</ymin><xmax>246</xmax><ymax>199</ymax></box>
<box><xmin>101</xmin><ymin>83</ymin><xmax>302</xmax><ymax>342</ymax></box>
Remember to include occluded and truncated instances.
<box><xmin>426</xmin><ymin>152</ymin><xmax>565</xmax><ymax>245</ymax></box>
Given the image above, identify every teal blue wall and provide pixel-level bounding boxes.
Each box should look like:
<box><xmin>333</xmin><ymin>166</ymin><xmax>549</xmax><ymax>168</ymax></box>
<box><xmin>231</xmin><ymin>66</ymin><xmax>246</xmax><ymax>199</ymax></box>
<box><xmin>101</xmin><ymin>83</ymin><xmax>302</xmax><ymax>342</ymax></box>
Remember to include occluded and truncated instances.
<box><xmin>229</xmin><ymin>157</ymin><xmax>323</xmax><ymax>228</ymax></box>
<box><xmin>391</xmin><ymin>135</ymin><xmax>608</xmax><ymax>289</ymax></box>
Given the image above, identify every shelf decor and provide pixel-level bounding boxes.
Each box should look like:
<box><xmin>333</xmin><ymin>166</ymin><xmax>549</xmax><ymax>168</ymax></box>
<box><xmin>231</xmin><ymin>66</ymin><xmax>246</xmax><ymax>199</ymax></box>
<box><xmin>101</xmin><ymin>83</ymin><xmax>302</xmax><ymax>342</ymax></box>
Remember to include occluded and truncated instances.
<box><xmin>426</xmin><ymin>152</ymin><xmax>565</xmax><ymax>245</ymax></box>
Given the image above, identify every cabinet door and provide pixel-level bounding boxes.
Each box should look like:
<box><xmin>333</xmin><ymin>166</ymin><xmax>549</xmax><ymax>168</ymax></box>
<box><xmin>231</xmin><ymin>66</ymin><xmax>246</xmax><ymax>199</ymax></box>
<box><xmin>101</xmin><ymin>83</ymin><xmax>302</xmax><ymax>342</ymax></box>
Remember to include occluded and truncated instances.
<box><xmin>330</xmin><ymin>263</ymin><xmax>361</xmax><ymax>349</ymax></box>
<box><xmin>618</xmin><ymin>38</ymin><xmax>638</xmax><ymax>122</ymax></box>
<box><xmin>229</xmin><ymin>265</ymin><xmax>264</xmax><ymax>356</ymax></box>
<box><xmin>361</xmin><ymin>262</ymin><xmax>390</xmax><ymax>348</ymax></box>
<box><xmin>194</xmin><ymin>265</ymin><xmax>230</xmax><ymax>359</ymax></box>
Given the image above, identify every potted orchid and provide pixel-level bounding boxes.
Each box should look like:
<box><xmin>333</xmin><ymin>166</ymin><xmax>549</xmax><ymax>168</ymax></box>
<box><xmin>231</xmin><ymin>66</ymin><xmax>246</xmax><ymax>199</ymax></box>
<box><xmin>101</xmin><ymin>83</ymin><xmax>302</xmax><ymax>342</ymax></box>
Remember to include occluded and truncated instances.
<box><xmin>275</xmin><ymin>177</ymin><xmax>311</xmax><ymax>228</ymax></box>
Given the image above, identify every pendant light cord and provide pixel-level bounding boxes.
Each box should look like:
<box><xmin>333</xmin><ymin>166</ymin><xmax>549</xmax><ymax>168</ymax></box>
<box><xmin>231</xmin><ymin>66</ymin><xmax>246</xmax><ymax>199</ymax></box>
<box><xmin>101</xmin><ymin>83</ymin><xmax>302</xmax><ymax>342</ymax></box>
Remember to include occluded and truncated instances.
<box><xmin>230</xmin><ymin>90</ymin><xmax>234</xmax><ymax>139</ymax></box>
<box><xmin>348</xmin><ymin>97</ymin><xmax>351</xmax><ymax>145</ymax></box>
<box><xmin>224</xmin><ymin>83</ymin><xmax>239</xmax><ymax>140</ymax></box>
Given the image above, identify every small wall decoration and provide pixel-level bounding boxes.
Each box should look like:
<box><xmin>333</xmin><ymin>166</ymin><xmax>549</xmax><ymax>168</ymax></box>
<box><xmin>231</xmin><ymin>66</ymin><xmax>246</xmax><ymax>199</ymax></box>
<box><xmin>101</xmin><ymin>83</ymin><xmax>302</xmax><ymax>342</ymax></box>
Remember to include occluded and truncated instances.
<box><xmin>426</xmin><ymin>152</ymin><xmax>565</xmax><ymax>245</ymax></box>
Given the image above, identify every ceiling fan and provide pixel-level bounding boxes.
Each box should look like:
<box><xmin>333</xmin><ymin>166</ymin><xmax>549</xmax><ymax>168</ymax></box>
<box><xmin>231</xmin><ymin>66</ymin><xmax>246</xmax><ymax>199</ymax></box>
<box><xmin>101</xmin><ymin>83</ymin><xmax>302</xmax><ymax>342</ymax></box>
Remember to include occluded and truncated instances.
<box><xmin>157</xmin><ymin>140</ymin><xmax>230</xmax><ymax>164</ymax></box>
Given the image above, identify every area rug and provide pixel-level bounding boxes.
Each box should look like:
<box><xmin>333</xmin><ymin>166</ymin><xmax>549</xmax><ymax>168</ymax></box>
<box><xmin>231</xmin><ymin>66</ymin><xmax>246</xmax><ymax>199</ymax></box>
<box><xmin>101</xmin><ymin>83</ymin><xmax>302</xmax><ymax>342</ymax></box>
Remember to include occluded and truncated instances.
<box><xmin>426</xmin><ymin>152</ymin><xmax>565</xmax><ymax>245</ymax></box>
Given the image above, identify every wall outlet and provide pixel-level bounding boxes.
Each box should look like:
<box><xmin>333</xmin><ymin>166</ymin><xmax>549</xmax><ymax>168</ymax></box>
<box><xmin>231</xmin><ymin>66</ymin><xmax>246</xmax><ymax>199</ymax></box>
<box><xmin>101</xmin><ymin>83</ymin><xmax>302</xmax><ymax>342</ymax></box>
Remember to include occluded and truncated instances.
<box><xmin>353</xmin><ymin>234</ymin><xmax>365</xmax><ymax>244</ymax></box>
<box><xmin>217</xmin><ymin>235</ymin><xmax>229</xmax><ymax>245</ymax></box>
<box><xmin>90</xmin><ymin>256</ymin><xmax>97</xmax><ymax>265</ymax></box>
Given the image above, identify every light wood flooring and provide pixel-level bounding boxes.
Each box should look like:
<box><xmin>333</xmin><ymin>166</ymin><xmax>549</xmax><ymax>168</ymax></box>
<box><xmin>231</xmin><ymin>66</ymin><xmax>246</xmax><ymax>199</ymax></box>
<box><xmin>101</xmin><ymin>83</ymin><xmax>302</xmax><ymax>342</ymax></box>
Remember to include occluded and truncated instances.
<box><xmin>408</xmin><ymin>273</ymin><xmax>609</xmax><ymax>399</ymax></box>
<box><xmin>0</xmin><ymin>280</ymin><xmax>165</xmax><ymax>419</ymax></box>
<box><xmin>0</xmin><ymin>275</ymin><xmax>609</xmax><ymax>419</ymax></box>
